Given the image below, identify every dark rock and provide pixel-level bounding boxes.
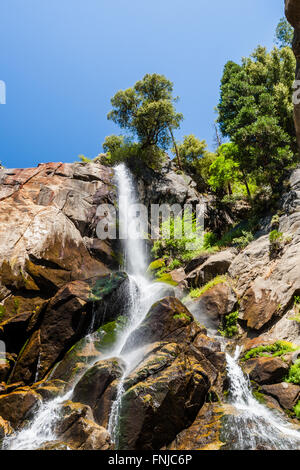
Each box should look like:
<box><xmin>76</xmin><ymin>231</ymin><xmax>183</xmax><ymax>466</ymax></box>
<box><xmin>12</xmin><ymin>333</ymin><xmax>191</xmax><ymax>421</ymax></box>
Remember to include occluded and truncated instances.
<box><xmin>243</xmin><ymin>357</ymin><xmax>289</xmax><ymax>385</ymax></box>
<box><xmin>187</xmin><ymin>250</ymin><xmax>236</xmax><ymax>288</ymax></box>
<box><xmin>261</xmin><ymin>382</ymin><xmax>300</xmax><ymax>410</ymax></box>
<box><xmin>0</xmin><ymin>389</ymin><xmax>41</xmax><ymax>428</ymax></box>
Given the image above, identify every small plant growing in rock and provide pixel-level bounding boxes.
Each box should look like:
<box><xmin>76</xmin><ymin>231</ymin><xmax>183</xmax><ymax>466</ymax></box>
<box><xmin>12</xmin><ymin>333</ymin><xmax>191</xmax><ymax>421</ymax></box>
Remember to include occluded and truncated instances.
<box><xmin>219</xmin><ymin>311</ymin><xmax>239</xmax><ymax>338</ymax></box>
<box><xmin>288</xmin><ymin>296</ymin><xmax>300</xmax><ymax>323</ymax></box>
<box><xmin>271</xmin><ymin>214</ymin><xmax>280</xmax><ymax>229</ymax></box>
<box><xmin>242</xmin><ymin>341</ymin><xmax>297</xmax><ymax>361</ymax></box>
<box><xmin>269</xmin><ymin>229</ymin><xmax>283</xmax><ymax>257</ymax></box>
<box><xmin>294</xmin><ymin>400</ymin><xmax>300</xmax><ymax>420</ymax></box>
<box><xmin>286</xmin><ymin>360</ymin><xmax>300</xmax><ymax>385</ymax></box>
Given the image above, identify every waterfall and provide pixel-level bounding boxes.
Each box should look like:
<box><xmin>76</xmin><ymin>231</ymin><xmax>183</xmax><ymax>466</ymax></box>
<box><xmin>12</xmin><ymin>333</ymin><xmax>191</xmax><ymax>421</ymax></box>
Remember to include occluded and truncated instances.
<box><xmin>3</xmin><ymin>163</ymin><xmax>169</xmax><ymax>450</ymax></box>
<box><xmin>223</xmin><ymin>347</ymin><xmax>300</xmax><ymax>450</ymax></box>
<box><xmin>4</xmin><ymin>163</ymin><xmax>300</xmax><ymax>451</ymax></box>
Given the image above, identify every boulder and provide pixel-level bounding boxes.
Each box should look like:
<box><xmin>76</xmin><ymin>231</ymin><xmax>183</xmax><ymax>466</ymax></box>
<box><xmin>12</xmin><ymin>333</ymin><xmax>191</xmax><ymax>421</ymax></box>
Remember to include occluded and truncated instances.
<box><xmin>187</xmin><ymin>282</ymin><xmax>237</xmax><ymax>329</ymax></box>
<box><xmin>73</xmin><ymin>358</ymin><xmax>125</xmax><ymax>411</ymax></box>
<box><xmin>243</xmin><ymin>357</ymin><xmax>289</xmax><ymax>385</ymax></box>
<box><xmin>0</xmin><ymin>416</ymin><xmax>12</xmax><ymax>444</ymax></box>
<box><xmin>261</xmin><ymin>382</ymin><xmax>300</xmax><ymax>410</ymax></box>
<box><xmin>116</xmin><ymin>298</ymin><xmax>226</xmax><ymax>450</ymax></box>
<box><xmin>121</xmin><ymin>297</ymin><xmax>197</xmax><ymax>354</ymax></box>
<box><xmin>0</xmin><ymin>389</ymin><xmax>41</xmax><ymax>428</ymax></box>
<box><xmin>56</xmin><ymin>401</ymin><xmax>112</xmax><ymax>450</ymax></box>
<box><xmin>166</xmin><ymin>404</ymin><xmax>225</xmax><ymax>450</ymax></box>
<box><xmin>187</xmin><ymin>250</ymin><xmax>236</xmax><ymax>288</ymax></box>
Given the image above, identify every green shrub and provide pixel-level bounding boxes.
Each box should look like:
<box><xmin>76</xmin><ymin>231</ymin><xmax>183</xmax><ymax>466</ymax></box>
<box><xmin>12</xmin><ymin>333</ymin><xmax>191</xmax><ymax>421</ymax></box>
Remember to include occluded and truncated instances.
<box><xmin>294</xmin><ymin>400</ymin><xmax>300</xmax><ymax>419</ymax></box>
<box><xmin>219</xmin><ymin>311</ymin><xmax>239</xmax><ymax>338</ymax></box>
<box><xmin>242</xmin><ymin>341</ymin><xmax>297</xmax><ymax>361</ymax></box>
<box><xmin>286</xmin><ymin>360</ymin><xmax>300</xmax><ymax>385</ymax></box>
<box><xmin>269</xmin><ymin>230</ymin><xmax>283</xmax><ymax>244</ymax></box>
<box><xmin>189</xmin><ymin>275</ymin><xmax>227</xmax><ymax>299</ymax></box>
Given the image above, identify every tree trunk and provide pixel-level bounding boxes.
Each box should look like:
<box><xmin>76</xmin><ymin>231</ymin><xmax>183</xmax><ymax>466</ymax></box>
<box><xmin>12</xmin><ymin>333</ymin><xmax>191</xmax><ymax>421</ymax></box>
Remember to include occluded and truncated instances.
<box><xmin>241</xmin><ymin>169</ymin><xmax>251</xmax><ymax>198</ymax></box>
<box><xmin>169</xmin><ymin>126</ymin><xmax>182</xmax><ymax>170</ymax></box>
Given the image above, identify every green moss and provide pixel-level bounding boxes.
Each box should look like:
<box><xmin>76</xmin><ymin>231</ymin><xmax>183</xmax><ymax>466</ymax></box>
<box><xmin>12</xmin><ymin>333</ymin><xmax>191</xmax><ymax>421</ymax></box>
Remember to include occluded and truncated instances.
<box><xmin>154</xmin><ymin>272</ymin><xmax>177</xmax><ymax>286</ymax></box>
<box><xmin>190</xmin><ymin>275</ymin><xmax>227</xmax><ymax>299</ymax></box>
<box><xmin>286</xmin><ymin>360</ymin><xmax>300</xmax><ymax>385</ymax></box>
<box><xmin>173</xmin><ymin>313</ymin><xmax>191</xmax><ymax>322</ymax></box>
<box><xmin>242</xmin><ymin>341</ymin><xmax>298</xmax><ymax>361</ymax></box>
<box><xmin>294</xmin><ymin>400</ymin><xmax>300</xmax><ymax>419</ymax></box>
<box><xmin>147</xmin><ymin>259</ymin><xmax>165</xmax><ymax>273</ymax></box>
<box><xmin>90</xmin><ymin>272</ymin><xmax>127</xmax><ymax>302</ymax></box>
<box><xmin>252</xmin><ymin>389</ymin><xmax>266</xmax><ymax>404</ymax></box>
<box><xmin>219</xmin><ymin>311</ymin><xmax>239</xmax><ymax>338</ymax></box>
<box><xmin>0</xmin><ymin>305</ymin><xmax>6</xmax><ymax>322</ymax></box>
<box><xmin>13</xmin><ymin>298</ymin><xmax>20</xmax><ymax>315</ymax></box>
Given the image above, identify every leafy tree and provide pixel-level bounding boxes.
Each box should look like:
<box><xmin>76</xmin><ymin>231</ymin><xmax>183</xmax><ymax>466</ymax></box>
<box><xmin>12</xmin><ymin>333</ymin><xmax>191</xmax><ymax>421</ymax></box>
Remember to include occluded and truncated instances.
<box><xmin>275</xmin><ymin>17</ymin><xmax>294</xmax><ymax>48</ymax></box>
<box><xmin>107</xmin><ymin>74</ymin><xmax>183</xmax><ymax>168</ymax></box>
<box><xmin>173</xmin><ymin>134</ymin><xmax>216</xmax><ymax>190</ymax></box>
<box><xmin>102</xmin><ymin>135</ymin><xmax>125</xmax><ymax>154</ymax></box>
<box><xmin>208</xmin><ymin>146</ymin><xmax>240</xmax><ymax>196</ymax></box>
<box><xmin>217</xmin><ymin>45</ymin><xmax>296</xmax><ymax>193</ymax></box>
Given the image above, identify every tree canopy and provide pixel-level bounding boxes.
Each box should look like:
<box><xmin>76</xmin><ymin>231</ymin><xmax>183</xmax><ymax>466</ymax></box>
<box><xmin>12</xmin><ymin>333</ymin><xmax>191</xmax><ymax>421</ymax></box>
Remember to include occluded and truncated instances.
<box><xmin>217</xmin><ymin>45</ymin><xmax>296</xmax><ymax>192</ymax></box>
<box><xmin>106</xmin><ymin>74</ymin><xmax>183</xmax><ymax>168</ymax></box>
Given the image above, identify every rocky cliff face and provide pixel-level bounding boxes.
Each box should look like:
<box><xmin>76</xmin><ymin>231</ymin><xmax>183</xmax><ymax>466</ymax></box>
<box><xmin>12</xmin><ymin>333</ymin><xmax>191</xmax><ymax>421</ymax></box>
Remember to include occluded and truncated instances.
<box><xmin>1</xmin><ymin>160</ymin><xmax>300</xmax><ymax>449</ymax></box>
<box><xmin>286</xmin><ymin>0</ymin><xmax>300</xmax><ymax>148</ymax></box>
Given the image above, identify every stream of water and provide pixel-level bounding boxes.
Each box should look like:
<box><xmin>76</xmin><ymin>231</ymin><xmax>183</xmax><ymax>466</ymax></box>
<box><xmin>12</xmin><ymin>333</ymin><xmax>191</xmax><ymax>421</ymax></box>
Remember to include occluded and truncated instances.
<box><xmin>2</xmin><ymin>163</ymin><xmax>300</xmax><ymax>450</ymax></box>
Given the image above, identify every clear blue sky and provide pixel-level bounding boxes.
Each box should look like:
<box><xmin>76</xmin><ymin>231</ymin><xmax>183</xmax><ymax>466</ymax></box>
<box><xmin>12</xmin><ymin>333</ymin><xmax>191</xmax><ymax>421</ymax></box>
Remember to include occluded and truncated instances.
<box><xmin>0</xmin><ymin>0</ymin><xmax>286</xmax><ymax>168</ymax></box>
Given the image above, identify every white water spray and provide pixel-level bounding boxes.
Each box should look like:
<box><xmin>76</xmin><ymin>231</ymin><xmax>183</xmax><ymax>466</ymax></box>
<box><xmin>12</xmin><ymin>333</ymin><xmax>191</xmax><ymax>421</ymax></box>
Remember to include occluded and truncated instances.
<box><xmin>224</xmin><ymin>347</ymin><xmax>300</xmax><ymax>450</ymax></box>
<box><xmin>3</xmin><ymin>164</ymin><xmax>169</xmax><ymax>450</ymax></box>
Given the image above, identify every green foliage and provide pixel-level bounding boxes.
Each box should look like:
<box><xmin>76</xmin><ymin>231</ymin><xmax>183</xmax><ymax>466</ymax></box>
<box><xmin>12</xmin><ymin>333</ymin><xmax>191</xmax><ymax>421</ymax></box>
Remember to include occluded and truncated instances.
<box><xmin>172</xmin><ymin>135</ymin><xmax>217</xmax><ymax>191</ymax></box>
<box><xmin>217</xmin><ymin>45</ymin><xmax>297</xmax><ymax>194</ymax></box>
<box><xmin>107</xmin><ymin>73</ymin><xmax>183</xmax><ymax>168</ymax></box>
<box><xmin>252</xmin><ymin>389</ymin><xmax>266</xmax><ymax>404</ymax></box>
<box><xmin>103</xmin><ymin>135</ymin><xmax>125</xmax><ymax>154</ymax></box>
<box><xmin>294</xmin><ymin>400</ymin><xmax>300</xmax><ymax>419</ymax></box>
<box><xmin>151</xmin><ymin>211</ymin><xmax>205</xmax><ymax>261</ymax></box>
<box><xmin>286</xmin><ymin>360</ymin><xmax>300</xmax><ymax>385</ymax></box>
<box><xmin>173</xmin><ymin>313</ymin><xmax>191</xmax><ymax>322</ymax></box>
<box><xmin>189</xmin><ymin>275</ymin><xmax>227</xmax><ymax>299</ymax></box>
<box><xmin>275</xmin><ymin>18</ymin><xmax>294</xmax><ymax>48</ymax></box>
<box><xmin>101</xmin><ymin>139</ymin><xmax>166</xmax><ymax>172</ymax></box>
<box><xmin>0</xmin><ymin>305</ymin><xmax>5</xmax><ymax>322</ymax></box>
<box><xmin>269</xmin><ymin>229</ymin><xmax>283</xmax><ymax>243</ymax></box>
<box><xmin>168</xmin><ymin>259</ymin><xmax>182</xmax><ymax>270</ymax></box>
<box><xmin>78</xmin><ymin>154</ymin><xmax>92</xmax><ymax>163</ymax></box>
<box><xmin>242</xmin><ymin>341</ymin><xmax>297</xmax><ymax>361</ymax></box>
<box><xmin>219</xmin><ymin>311</ymin><xmax>239</xmax><ymax>338</ymax></box>
<box><xmin>147</xmin><ymin>258</ymin><xmax>165</xmax><ymax>273</ymax></box>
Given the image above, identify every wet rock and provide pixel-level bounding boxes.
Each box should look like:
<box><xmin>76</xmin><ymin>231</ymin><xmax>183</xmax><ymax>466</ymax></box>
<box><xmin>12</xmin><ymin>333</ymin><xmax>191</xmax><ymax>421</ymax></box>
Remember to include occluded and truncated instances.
<box><xmin>261</xmin><ymin>382</ymin><xmax>300</xmax><ymax>410</ymax></box>
<box><xmin>56</xmin><ymin>401</ymin><xmax>112</xmax><ymax>450</ymax></box>
<box><xmin>117</xmin><ymin>299</ymin><xmax>226</xmax><ymax>450</ymax></box>
<box><xmin>187</xmin><ymin>250</ymin><xmax>237</xmax><ymax>288</ymax></box>
<box><xmin>187</xmin><ymin>282</ymin><xmax>237</xmax><ymax>328</ymax></box>
<box><xmin>166</xmin><ymin>403</ymin><xmax>225</xmax><ymax>450</ymax></box>
<box><xmin>31</xmin><ymin>379</ymin><xmax>67</xmax><ymax>401</ymax></box>
<box><xmin>8</xmin><ymin>330</ymin><xmax>41</xmax><ymax>385</ymax></box>
<box><xmin>48</xmin><ymin>330</ymin><xmax>106</xmax><ymax>386</ymax></box>
<box><xmin>38</xmin><ymin>440</ymin><xmax>74</xmax><ymax>450</ymax></box>
<box><xmin>122</xmin><ymin>297</ymin><xmax>198</xmax><ymax>354</ymax></box>
<box><xmin>0</xmin><ymin>416</ymin><xmax>13</xmax><ymax>443</ymax></box>
<box><xmin>243</xmin><ymin>357</ymin><xmax>289</xmax><ymax>385</ymax></box>
<box><xmin>73</xmin><ymin>358</ymin><xmax>125</xmax><ymax>411</ymax></box>
<box><xmin>0</xmin><ymin>389</ymin><xmax>41</xmax><ymax>428</ymax></box>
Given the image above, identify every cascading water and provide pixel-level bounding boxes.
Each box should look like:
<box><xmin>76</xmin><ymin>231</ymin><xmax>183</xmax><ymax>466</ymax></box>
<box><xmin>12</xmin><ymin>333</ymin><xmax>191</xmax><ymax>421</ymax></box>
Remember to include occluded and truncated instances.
<box><xmin>3</xmin><ymin>163</ymin><xmax>300</xmax><ymax>451</ymax></box>
<box><xmin>3</xmin><ymin>163</ymin><xmax>169</xmax><ymax>450</ymax></box>
<box><xmin>223</xmin><ymin>347</ymin><xmax>300</xmax><ymax>450</ymax></box>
